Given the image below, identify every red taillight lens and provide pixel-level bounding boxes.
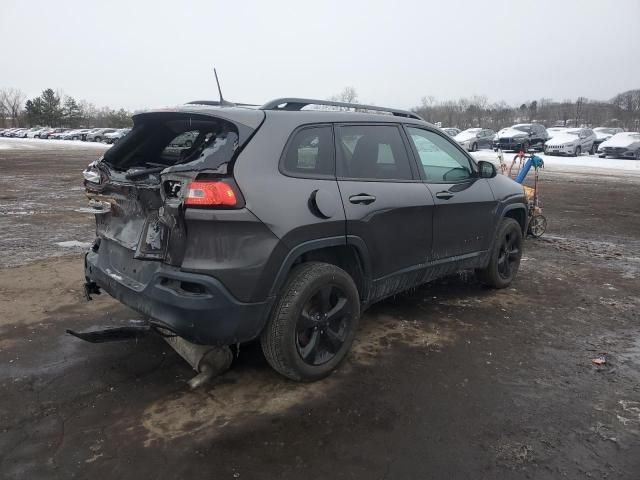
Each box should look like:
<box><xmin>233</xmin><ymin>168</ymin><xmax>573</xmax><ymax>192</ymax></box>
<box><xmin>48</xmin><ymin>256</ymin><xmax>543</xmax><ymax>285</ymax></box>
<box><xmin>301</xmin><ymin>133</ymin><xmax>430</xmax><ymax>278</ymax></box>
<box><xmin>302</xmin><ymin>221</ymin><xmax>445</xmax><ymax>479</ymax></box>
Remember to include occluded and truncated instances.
<box><xmin>184</xmin><ymin>181</ymin><xmax>237</xmax><ymax>207</ymax></box>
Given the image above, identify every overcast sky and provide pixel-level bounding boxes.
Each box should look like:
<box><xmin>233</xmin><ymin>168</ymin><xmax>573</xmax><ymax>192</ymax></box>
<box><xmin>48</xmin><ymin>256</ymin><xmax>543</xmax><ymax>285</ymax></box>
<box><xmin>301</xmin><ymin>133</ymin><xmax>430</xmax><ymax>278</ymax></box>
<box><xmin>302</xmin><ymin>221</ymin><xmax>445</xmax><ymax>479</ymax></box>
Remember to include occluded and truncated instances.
<box><xmin>2</xmin><ymin>0</ymin><xmax>639</xmax><ymax>111</ymax></box>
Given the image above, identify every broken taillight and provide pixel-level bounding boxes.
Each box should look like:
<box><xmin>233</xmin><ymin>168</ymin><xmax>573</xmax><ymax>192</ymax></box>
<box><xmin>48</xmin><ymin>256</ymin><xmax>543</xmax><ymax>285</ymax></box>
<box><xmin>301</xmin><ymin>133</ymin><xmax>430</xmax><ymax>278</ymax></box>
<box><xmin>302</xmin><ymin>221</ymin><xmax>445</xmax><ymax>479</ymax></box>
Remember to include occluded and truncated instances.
<box><xmin>184</xmin><ymin>180</ymin><xmax>237</xmax><ymax>207</ymax></box>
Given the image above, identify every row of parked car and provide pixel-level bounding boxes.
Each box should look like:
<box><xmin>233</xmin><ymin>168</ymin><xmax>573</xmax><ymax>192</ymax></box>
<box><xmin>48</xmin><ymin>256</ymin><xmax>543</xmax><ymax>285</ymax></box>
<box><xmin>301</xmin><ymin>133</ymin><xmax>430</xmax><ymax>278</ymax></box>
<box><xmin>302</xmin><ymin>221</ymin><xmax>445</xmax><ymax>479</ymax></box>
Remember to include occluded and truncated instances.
<box><xmin>0</xmin><ymin>126</ymin><xmax>131</xmax><ymax>144</ymax></box>
<box><xmin>441</xmin><ymin>124</ymin><xmax>639</xmax><ymax>159</ymax></box>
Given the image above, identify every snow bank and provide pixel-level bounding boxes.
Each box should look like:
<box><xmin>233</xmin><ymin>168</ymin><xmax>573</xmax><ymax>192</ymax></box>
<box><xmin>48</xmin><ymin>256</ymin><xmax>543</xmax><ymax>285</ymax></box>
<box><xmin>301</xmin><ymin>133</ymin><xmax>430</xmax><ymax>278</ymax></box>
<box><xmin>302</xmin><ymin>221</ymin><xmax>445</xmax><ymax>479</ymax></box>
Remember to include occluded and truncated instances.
<box><xmin>471</xmin><ymin>150</ymin><xmax>640</xmax><ymax>173</ymax></box>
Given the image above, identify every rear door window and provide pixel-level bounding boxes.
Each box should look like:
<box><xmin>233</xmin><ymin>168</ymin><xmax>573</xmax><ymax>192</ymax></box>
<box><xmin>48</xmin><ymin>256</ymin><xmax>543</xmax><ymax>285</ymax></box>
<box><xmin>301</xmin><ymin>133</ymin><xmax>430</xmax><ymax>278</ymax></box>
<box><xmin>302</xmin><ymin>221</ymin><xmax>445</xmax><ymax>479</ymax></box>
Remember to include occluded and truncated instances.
<box><xmin>281</xmin><ymin>125</ymin><xmax>334</xmax><ymax>178</ymax></box>
<box><xmin>336</xmin><ymin>125</ymin><xmax>413</xmax><ymax>181</ymax></box>
<box><xmin>406</xmin><ymin>127</ymin><xmax>474</xmax><ymax>183</ymax></box>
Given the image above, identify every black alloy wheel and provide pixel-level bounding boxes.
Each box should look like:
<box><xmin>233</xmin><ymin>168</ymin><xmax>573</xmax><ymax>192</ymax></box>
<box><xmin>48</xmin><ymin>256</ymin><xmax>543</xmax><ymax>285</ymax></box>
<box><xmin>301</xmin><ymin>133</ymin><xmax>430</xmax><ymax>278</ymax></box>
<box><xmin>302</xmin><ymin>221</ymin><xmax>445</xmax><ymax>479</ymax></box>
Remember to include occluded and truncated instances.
<box><xmin>296</xmin><ymin>284</ymin><xmax>351</xmax><ymax>366</ymax></box>
<box><xmin>497</xmin><ymin>228</ymin><xmax>522</xmax><ymax>281</ymax></box>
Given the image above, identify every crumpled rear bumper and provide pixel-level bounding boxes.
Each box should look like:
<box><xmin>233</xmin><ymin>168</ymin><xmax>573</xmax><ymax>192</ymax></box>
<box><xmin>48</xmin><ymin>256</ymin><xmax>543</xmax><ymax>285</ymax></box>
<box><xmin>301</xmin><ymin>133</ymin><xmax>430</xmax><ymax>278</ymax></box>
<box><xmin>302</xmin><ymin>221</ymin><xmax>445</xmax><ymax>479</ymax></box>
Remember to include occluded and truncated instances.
<box><xmin>84</xmin><ymin>241</ymin><xmax>274</xmax><ymax>346</ymax></box>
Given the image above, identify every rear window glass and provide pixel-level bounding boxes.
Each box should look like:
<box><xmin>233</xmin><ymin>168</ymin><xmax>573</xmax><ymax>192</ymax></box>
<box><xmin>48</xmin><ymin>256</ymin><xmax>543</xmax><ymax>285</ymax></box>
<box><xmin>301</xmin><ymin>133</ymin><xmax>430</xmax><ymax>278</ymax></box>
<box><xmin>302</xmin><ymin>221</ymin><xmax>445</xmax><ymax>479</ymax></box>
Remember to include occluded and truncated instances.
<box><xmin>103</xmin><ymin>115</ymin><xmax>240</xmax><ymax>172</ymax></box>
<box><xmin>281</xmin><ymin>126</ymin><xmax>334</xmax><ymax>177</ymax></box>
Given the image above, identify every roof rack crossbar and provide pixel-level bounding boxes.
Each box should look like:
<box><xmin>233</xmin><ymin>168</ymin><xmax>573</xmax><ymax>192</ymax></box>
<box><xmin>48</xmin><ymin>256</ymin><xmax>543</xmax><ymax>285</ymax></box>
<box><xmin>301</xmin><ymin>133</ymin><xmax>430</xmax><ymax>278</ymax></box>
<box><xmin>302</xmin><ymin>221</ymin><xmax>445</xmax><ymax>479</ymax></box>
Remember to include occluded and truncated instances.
<box><xmin>259</xmin><ymin>98</ymin><xmax>423</xmax><ymax>120</ymax></box>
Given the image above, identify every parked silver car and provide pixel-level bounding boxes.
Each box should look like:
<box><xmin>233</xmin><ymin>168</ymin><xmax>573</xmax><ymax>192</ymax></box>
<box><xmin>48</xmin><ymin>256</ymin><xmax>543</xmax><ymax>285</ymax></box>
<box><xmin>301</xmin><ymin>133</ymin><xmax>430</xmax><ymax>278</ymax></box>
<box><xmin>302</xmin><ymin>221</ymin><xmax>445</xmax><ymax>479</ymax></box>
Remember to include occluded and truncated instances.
<box><xmin>544</xmin><ymin>128</ymin><xmax>596</xmax><ymax>156</ymax></box>
<box><xmin>454</xmin><ymin>128</ymin><xmax>496</xmax><ymax>152</ymax></box>
<box><xmin>103</xmin><ymin>128</ymin><xmax>131</xmax><ymax>144</ymax></box>
<box><xmin>593</xmin><ymin>127</ymin><xmax>624</xmax><ymax>151</ymax></box>
<box><xmin>598</xmin><ymin>132</ymin><xmax>640</xmax><ymax>159</ymax></box>
<box><xmin>86</xmin><ymin>128</ymin><xmax>118</xmax><ymax>142</ymax></box>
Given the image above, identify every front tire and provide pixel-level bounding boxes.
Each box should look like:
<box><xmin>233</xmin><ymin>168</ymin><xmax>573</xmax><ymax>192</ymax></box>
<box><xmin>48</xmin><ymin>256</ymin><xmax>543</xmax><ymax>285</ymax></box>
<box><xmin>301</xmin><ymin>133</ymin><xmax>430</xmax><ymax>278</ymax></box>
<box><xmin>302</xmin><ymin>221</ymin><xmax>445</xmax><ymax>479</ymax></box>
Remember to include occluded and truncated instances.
<box><xmin>573</xmin><ymin>146</ymin><xmax>581</xmax><ymax>157</ymax></box>
<box><xmin>261</xmin><ymin>262</ymin><xmax>360</xmax><ymax>382</ymax></box>
<box><xmin>471</xmin><ymin>142</ymin><xmax>478</xmax><ymax>152</ymax></box>
<box><xmin>476</xmin><ymin>218</ymin><xmax>523</xmax><ymax>289</ymax></box>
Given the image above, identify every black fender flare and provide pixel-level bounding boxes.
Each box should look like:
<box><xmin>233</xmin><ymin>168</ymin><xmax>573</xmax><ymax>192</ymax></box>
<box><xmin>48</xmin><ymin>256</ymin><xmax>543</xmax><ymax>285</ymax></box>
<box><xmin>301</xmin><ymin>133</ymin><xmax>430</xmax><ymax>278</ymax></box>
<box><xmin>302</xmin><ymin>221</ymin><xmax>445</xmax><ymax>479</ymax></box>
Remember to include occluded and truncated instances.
<box><xmin>500</xmin><ymin>202</ymin><xmax>528</xmax><ymax>234</ymax></box>
<box><xmin>268</xmin><ymin>235</ymin><xmax>372</xmax><ymax>301</ymax></box>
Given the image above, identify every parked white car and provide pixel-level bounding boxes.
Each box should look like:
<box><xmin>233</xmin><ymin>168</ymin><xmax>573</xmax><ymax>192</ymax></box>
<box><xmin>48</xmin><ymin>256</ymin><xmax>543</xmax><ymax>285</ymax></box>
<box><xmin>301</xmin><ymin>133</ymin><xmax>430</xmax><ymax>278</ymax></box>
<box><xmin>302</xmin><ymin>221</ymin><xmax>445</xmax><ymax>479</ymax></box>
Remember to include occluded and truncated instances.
<box><xmin>598</xmin><ymin>132</ymin><xmax>640</xmax><ymax>159</ymax></box>
<box><xmin>544</xmin><ymin>128</ymin><xmax>596</xmax><ymax>156</ymax></box>
<box><xmin>546</xmin><ymin>127</ymin><xmax>568</xmax><ymax>139</ymax></box>
<box><xmin>441</xmin><ymin>127</ymin><xmax>461</xmax><ymax>137</ymax></box>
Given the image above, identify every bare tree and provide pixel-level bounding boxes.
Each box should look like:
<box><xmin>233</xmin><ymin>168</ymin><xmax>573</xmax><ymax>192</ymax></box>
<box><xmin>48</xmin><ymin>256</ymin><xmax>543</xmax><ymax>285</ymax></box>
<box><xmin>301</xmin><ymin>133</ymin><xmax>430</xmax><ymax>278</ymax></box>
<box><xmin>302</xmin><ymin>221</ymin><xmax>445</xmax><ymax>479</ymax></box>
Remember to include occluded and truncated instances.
<box><xmin>331</xmin><ymin>86</ymin><xmax>358</xmax><ymax>104</ymax></box>
<box><xmin>0</xmin><ymin>88</ymin><xmax>26</xmax><ymax>127</ymax></box>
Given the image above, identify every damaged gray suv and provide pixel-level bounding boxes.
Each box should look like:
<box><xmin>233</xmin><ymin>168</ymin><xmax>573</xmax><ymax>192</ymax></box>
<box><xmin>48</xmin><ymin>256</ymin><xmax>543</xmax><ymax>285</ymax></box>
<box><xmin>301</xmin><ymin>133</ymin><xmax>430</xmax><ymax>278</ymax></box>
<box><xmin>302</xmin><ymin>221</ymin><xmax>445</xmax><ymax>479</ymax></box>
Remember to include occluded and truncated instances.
<box><xmin>80</xmin><ymin>98</ymin><xmax>527</xmax><ymax>382</ymax></box>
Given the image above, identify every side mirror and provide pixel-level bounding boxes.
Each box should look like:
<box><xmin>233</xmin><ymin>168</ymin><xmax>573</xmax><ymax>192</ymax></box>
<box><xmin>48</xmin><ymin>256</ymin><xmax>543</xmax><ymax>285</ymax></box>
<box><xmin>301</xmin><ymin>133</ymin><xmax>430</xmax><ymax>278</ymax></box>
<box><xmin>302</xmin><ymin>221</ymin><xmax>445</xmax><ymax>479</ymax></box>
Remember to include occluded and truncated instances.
<box><xmin>478</xmin><ymin>161</ymin><xmax>497</xmax><ymax>179</ymax></box>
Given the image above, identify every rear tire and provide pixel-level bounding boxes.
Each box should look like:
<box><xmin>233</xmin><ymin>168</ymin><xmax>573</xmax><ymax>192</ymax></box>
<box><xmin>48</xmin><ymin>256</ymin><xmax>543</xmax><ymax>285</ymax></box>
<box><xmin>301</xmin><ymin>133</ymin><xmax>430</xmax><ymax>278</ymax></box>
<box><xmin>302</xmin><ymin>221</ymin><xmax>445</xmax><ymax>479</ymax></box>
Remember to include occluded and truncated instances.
<box><xmin>261</xmin><ymin>262</ymin><xmax>360</xmax><ymax>382</ymax></box>
<box><xmin>476</xmin><ymin>218</ymin><xmax>523</xmax><ymax>289</ymax></box>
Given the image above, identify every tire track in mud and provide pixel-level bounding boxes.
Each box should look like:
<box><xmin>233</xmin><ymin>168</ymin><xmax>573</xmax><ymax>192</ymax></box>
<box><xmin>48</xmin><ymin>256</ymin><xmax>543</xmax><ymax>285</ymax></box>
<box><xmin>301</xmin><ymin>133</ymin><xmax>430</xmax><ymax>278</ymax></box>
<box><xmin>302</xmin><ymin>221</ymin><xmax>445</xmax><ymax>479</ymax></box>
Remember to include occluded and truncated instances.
<box><xmin>141</xmin><ymin>314</ymin><xmax>460</xmax><ymax>445</ymax></box>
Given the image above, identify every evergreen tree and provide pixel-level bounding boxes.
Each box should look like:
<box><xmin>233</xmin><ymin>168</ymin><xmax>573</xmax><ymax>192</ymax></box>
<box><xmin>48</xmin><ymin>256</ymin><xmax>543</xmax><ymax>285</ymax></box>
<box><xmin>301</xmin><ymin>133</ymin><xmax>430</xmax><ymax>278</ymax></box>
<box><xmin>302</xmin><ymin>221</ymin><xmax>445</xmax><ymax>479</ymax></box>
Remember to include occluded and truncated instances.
<box><xmin>63</xmin><ymin>96</ymin><xmax>82</xmax><ymax>127</ymax></box>
<box><xmin>40</xmin><ymin>88</ymin><xmax>62</xmax><ymax>126</ymax></box>
<box><xmin>24</xmin><ymin>97</ymin><xmax>44</xmax><ymax>126</ymax></box>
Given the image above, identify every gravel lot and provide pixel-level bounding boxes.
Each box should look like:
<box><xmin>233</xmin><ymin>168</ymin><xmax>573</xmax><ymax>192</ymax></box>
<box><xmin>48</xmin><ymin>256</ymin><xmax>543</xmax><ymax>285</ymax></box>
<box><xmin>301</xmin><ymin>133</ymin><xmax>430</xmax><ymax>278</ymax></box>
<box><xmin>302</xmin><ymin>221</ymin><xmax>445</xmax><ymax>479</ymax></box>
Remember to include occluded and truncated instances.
<box><xmin>1</xmin><ymin>138</ymin><xmax>639</xmax><ymax>479</ymax></box>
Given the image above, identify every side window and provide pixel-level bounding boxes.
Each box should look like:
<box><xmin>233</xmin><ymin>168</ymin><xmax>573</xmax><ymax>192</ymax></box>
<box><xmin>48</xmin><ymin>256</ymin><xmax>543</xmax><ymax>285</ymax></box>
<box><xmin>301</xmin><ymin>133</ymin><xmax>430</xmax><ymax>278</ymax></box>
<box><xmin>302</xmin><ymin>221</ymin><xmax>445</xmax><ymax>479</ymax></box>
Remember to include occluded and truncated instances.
<box><xmin>281</xmin><ymin>126</ymin><xmax>334</xmax><ymax>177</ymax></box>
<box><xmin>336</xmin><ymin>125</ymin><xmax>413</xmax><ymax>181</ymax></box>
<box><xmin>406</xmin><ymin>127</ymin><xmax>474</xmax><ymax>183</ymax></box>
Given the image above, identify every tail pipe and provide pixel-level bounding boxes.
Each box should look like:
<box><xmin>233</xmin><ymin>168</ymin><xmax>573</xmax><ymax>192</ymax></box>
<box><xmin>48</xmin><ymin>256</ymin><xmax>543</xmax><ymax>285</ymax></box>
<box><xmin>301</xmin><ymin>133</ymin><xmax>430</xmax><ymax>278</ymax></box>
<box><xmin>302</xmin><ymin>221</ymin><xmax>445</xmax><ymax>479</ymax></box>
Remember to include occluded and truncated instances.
<box><xmin>160</xmin><ymin>331</ymin><xmax>233</xmax><ymax>388</ymax></box>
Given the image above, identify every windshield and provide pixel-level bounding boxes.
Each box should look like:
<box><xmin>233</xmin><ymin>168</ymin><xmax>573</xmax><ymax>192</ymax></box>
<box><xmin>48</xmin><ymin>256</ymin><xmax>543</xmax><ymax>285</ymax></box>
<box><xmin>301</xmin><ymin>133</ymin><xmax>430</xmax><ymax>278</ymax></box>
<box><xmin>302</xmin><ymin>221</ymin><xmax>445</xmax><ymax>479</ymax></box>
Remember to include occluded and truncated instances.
<box><xmin>565</xmin><ymin>129</ymin><xmax>582</xmax><ymax>136</ymax></box>
<box><xmin>594</xmin><ymin>128</ymin><xmax>616</xmax><ymax>134</ymax></box>
<box><xmin>462</xmin><ymin>128</ymin><xmax>481</xmax><ymax>134</ymax></box>
<box><xmin>513</xmin><ymin>125</ymin><xmax>531</xmax><ymax>133</ymax></box>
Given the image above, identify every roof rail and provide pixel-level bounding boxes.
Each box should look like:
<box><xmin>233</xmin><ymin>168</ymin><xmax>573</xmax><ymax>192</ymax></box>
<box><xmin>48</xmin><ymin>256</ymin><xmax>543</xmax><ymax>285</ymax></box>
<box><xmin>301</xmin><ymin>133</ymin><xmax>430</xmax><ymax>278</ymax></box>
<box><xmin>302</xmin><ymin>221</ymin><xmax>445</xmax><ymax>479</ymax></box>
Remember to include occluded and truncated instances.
<box><xmin>187</xmin><ymin>100</ymin><xmax>259</xmax><ymax>107</ymax></box>
<box><xmin>259</xmin><ymin>98</ymin><xmax>423</xmax><ymax>120</ymax></box>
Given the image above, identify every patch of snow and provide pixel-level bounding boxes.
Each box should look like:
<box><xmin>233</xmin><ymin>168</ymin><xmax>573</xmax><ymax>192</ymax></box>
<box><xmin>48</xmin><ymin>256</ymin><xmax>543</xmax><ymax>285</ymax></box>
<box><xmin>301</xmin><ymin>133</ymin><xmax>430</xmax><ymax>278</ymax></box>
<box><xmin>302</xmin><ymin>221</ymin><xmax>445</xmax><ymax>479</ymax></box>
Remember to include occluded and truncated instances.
<box><xmin>0</xmin><ymin>137</ymin><xmax>110</xmax><ymax>150</ymax></box>
<box><xmin>55</xmin><ymin>240</ymin><xmax>92</xmax><ymax>249</ymax></box>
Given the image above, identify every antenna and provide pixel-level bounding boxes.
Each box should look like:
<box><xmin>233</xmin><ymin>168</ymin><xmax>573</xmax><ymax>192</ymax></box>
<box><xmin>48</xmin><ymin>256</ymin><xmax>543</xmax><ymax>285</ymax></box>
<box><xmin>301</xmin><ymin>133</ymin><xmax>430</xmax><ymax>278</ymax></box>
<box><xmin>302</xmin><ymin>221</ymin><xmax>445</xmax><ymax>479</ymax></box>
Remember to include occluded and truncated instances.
<box><xmin>214</xmin><ymin>68</ymin><xmax>225</xmax><ymax>104</ymax></box>
<box><xmin>211</xmin><ymin>68</ymin><xmax>236</xmax><ymax>107</ymax></box>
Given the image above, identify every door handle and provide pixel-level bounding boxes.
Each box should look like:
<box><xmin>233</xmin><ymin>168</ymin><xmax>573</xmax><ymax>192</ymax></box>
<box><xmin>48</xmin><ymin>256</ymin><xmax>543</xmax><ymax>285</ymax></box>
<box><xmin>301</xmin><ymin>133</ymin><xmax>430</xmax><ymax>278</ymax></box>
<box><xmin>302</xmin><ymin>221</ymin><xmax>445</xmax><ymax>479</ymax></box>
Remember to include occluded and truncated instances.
<box><xmin>349</xmin><ymin>194</ymin><xmax>376</xmax><ymax>205</ymax></box>
<box><xmin>435</xmin><ymin>191</ymin><xmax>454</xmax><ymax>200</ymax></box>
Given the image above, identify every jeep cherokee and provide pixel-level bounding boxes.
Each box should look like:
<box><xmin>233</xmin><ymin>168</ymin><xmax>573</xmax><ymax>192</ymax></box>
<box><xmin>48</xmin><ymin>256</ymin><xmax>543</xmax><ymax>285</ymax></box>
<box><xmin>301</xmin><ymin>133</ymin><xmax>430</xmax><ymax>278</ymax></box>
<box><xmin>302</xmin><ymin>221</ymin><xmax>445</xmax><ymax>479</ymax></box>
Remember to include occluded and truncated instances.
<box><xmin>82</xmin><ymin>98</ymin><xmax>527</xmax><ymax>382</ymax></box>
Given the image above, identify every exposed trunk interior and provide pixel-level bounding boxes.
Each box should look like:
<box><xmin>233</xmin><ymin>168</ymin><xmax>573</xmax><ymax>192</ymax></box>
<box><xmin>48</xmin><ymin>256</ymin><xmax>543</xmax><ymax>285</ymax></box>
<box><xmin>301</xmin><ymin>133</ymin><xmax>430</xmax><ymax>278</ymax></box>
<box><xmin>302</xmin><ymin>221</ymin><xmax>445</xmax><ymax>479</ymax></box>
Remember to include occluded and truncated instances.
<box><xmin>84</xmin><ymin>112</ymin><xmax>250</xmax><ymax>265</ymax></box>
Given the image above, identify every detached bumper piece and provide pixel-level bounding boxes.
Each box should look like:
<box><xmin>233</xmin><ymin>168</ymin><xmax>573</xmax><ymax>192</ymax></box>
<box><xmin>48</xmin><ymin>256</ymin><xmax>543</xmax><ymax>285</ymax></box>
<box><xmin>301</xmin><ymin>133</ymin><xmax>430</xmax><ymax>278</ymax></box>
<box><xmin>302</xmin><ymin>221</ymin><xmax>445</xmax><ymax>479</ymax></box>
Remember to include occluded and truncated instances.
<box><xmin>66</xmin><ymin>322</ymin><xmax>232</xmax><ymax>388</ymax></box>
<box><xmin>66</xmin><ymin>323</ymin><xmax>150</xmax><ymax>343</ymax></box>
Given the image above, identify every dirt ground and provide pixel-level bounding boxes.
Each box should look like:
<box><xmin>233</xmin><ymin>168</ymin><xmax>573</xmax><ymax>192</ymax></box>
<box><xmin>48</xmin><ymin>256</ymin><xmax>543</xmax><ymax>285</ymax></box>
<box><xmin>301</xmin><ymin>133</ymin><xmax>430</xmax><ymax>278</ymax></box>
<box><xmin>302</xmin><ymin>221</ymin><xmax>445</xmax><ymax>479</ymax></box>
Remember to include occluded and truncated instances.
<box><xmin>1</xmin><ymin>138</ymin><xmax>639</xmax><ymax>479</ymax></box>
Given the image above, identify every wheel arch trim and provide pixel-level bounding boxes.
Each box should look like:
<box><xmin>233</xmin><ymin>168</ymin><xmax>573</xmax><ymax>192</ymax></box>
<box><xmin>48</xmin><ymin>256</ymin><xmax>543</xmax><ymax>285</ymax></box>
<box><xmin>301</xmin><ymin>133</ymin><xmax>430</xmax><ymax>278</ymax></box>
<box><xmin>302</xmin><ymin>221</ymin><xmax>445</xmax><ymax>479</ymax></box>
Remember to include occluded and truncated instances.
<box><xmin>268</xmin><ymin>235</ymin><xmax>372</xmax><ymax>299</ymax></box>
